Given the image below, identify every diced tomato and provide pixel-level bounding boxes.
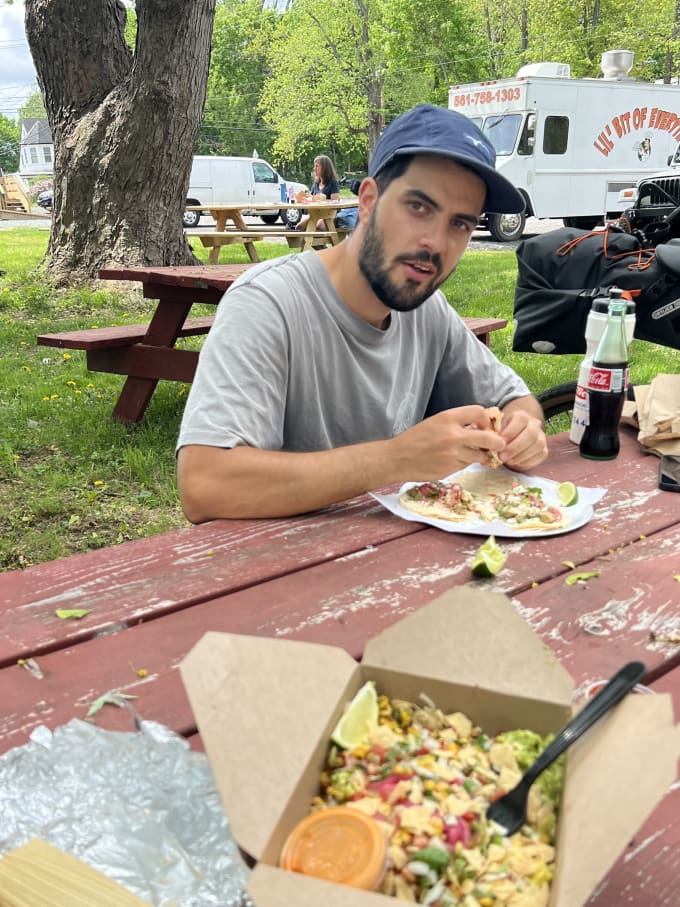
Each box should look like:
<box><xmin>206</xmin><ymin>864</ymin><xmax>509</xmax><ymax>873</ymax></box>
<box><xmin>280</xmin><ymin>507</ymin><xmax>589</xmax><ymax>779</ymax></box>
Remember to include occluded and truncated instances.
<box><xmin>444</xmin><ymin>816</ymin><xmax>471</xmax><ymax>847</ymax></box>
<box><xmin>366</xmin><ymin>774</ymin><xmax>410</xmax><ymax>799</ymax></box>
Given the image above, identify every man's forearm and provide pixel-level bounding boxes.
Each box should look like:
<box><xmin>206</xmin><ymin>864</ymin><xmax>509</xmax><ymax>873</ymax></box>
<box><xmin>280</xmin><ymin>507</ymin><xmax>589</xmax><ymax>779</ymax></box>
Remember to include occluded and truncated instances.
<box><xmin>177</xmin><ymin>441</ymin><xmax>398</xmax><ymax>522</ymax></box>
<box><xmin>178</xmin><ymin>405</ymin><xmax>513</xmax><ymax>522</ymax></box>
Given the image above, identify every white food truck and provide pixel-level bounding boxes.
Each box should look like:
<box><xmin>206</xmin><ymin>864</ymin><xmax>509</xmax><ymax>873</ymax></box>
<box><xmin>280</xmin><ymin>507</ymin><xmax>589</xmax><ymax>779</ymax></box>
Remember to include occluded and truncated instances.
<box><xmin>448</xmin><ymin>50</ymin><xmax>680</xmax><ymax>240</ymax></box>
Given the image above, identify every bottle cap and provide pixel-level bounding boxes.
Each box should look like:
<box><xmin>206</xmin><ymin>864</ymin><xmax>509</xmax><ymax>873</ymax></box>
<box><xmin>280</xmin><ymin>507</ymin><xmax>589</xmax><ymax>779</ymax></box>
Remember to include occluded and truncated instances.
<box><xmin>280</xmin><ymin>806</ymin><xmax>387</xmax><ymax>890</ymax></box>
<box><xmin>591</xmin><ymin>298</ymin><xmax>610</xmax><ymax>313</ymax></box>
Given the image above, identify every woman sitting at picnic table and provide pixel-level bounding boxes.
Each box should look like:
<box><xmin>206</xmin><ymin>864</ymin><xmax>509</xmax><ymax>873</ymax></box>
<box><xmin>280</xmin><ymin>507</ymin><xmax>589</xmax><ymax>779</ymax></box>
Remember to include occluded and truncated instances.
<box><xmin>296</xmin><ymin>155</ymin><xmax>340</xmax><ymax>231</ymax></box>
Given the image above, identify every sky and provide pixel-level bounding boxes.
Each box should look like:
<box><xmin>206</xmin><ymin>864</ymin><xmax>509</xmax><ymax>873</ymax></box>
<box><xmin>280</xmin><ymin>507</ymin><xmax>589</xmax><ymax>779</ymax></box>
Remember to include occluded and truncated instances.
<box><xmin>0</xmin><ymin>1</ymin><xmax>39</xmax><ymax>121</ymax></box>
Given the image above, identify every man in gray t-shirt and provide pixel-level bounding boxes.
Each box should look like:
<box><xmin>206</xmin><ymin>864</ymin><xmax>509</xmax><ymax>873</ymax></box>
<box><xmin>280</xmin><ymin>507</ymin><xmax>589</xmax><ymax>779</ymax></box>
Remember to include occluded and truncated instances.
<box><xmin>177</xmin><ymin>105</ymin><xmax>548</xmax><ymax>522</ymax></box>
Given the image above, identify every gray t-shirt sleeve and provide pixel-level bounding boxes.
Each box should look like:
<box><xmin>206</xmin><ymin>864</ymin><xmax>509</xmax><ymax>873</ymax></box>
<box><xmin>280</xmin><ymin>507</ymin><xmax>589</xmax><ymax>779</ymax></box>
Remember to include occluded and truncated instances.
<box><xmin>425</xmin><ymin>300</ymin><xmax>531</xmax><ymax>415</ymax></box>
<box><xmin>177</xmin><ymin>285</ymin><xmax>289</xmax><ymax>450</ymax></box>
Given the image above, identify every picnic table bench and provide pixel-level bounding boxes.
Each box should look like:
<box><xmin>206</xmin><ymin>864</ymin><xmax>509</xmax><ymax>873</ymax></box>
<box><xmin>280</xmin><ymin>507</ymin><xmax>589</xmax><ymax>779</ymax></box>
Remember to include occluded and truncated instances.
<box><xmin>0</xmin><ymin>430</ymin><xmax>679</xmax><ymax>905</ymax></box>
<box><xmin>35</xmin><ymin>264</ymin><xmax>508</xmax><ymax>423</ymax></box>
<box><xmin>37</xmin><ymin>316</ymin><xmax>215</xmax><ymax>351</ymax></box>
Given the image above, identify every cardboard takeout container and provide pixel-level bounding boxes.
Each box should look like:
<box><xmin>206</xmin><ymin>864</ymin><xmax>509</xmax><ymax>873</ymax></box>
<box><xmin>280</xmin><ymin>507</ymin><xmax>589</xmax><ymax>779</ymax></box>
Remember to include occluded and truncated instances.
<box><xmin>180</xmin><ymin>588</ymin><xmax>680</xmax><ymax>907</ymax></box>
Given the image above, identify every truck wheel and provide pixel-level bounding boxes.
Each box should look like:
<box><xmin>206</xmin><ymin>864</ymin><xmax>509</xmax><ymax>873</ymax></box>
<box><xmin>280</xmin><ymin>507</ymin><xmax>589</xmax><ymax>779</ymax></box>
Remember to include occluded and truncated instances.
<box><xmin>282</xmin><ymin>207</ymin><xmax>302</xmax><ymax>227</ymax></box>
<box><xmin>488</xmin><ymin>212</ymin><xmax>526</xmax><ymax>242</ymax></box>
<box><xmin>260</xmin><ymin>213</ymin><xmax>279</xmax><ymax>224</ymax></box>
<box><xmin>563</xmin><ymin>216</ymin><xmax>602</xmax><ymax>230</ymax></box>
<box><xmin>183</xmin><ymin>209</ymin><xmax>201</xmax><ymax>228</ymax></box>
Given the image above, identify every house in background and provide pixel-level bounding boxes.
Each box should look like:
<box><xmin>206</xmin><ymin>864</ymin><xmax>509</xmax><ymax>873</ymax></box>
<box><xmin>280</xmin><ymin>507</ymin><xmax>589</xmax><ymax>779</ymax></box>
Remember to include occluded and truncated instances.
<box><xmin>19</xmin><ymin>118</ymin><xmax>54</xmax><ymax>177</ymax></box>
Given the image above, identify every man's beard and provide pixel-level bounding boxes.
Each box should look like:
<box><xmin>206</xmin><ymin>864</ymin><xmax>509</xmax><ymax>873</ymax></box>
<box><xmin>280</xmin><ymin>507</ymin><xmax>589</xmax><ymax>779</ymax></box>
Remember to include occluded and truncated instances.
<box><xmin>358</xmin><ymin>207</ymin><xmax>449</xmax><ymax>312</ymax></box>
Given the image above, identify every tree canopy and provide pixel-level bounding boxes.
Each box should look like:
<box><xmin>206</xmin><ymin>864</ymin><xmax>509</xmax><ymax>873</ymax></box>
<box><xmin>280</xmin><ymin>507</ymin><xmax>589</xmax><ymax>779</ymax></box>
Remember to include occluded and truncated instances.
<box><xmin>0</xmin><ymin>113</ymin><xmax>19</xmax><ymax>172</ymax></box>
<box><xmin>18</xmin><ymin>90</ymin><xmax>47</xmax><ymax>120</ymax></box>
<box><xmin>22</xmin><ymin>0</ymin><xmax>680</xmax><ymax>280</ymax></box>
<box><xmin>199</xmin><ymin>0</ymin><xmax>680</xmax><ymax>179</ymax></box>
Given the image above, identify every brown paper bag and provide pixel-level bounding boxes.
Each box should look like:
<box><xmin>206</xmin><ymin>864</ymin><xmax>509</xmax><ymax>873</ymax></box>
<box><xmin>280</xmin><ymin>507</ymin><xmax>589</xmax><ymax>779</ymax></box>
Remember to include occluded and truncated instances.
<box><xmin>636</xmin><ymin>376</ymin><xmax>680</xmax><ymax>456</ymax></box>
<box><xmin>620</xmin><ymin>398</ymin><xmax>639</xmax><ymax>428</ymax></box>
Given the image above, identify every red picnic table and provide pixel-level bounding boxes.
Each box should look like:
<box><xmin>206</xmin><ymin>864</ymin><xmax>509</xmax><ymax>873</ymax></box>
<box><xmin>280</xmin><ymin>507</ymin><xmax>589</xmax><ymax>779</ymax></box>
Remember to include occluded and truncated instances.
<box><xmin>1</xmin><ymin>429</ymin><xmax>679</xmax><ymax>904</ymax></box>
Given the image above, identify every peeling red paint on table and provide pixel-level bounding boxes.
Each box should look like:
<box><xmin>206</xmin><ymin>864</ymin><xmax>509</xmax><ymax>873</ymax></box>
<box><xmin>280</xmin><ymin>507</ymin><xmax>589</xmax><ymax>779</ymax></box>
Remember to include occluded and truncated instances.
<box><xmin>1</xmin><ymin>428</ymin><xmax>679</xmax><ymax>905</ymax></box>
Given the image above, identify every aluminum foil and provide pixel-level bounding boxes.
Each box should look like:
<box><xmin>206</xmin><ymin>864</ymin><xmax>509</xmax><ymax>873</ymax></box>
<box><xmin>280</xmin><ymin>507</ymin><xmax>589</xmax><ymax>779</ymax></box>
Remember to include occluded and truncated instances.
<box><xmin>0</xmin><ymin>718</ymin><xmax>253</xmax><ymax>906</ymax></box>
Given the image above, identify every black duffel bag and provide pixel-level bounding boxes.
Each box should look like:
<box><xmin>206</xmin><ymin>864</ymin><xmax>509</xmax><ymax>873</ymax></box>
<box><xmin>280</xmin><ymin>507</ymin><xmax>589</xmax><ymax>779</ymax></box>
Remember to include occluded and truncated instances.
<box><xmin>512</xmin><ymin>227</ymin><xmax>680</xmax><ymax>354</ymax></box>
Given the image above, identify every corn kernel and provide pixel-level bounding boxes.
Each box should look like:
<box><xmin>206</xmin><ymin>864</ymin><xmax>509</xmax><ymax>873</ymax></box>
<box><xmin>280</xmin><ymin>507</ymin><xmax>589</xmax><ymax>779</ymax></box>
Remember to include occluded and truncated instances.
<box><xmin>390</xmin><ymin>828</ymin><xmax>411</xmax><ymax>846</ymax></box>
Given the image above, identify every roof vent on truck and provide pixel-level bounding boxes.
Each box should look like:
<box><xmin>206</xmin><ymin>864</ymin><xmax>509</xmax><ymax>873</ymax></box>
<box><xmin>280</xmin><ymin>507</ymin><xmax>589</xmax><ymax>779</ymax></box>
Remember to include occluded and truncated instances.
<box><xmin>601</xmin><ymin>49</ymin><xmax>634</xmax><ymax>80</ymax></box>
<box><xmin>515</xmin><ymin>62</ymin><xmax>570</xmax><ymax>79</ymax></box>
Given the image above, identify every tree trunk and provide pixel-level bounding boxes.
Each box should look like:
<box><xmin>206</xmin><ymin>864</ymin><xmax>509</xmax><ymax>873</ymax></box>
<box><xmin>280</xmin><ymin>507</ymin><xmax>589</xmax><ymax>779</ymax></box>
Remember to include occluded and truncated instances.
<box><xmin>25</xmin><ymin>0</ymin><xmax>216</xmax><ymax>283</ymax></box>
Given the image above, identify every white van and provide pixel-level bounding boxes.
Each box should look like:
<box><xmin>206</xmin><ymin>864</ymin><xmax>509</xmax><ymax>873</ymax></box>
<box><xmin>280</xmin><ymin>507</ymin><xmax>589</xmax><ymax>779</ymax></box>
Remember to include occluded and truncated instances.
<box><xmin>183</xmin><ymin>156</ymin><xmax>309</xmax><ymax>228</ymax></box>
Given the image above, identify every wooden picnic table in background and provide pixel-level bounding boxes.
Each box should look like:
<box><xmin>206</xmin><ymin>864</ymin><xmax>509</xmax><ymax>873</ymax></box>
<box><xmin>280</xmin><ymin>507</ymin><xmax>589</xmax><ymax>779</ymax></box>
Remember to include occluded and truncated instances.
<box><xmin>0</xmin><ymin>429</ymin><xmax>679</xmax><ymax>904</ymax></box>
<box><xmin>37</xmin><ymin>263</ymin><xmax>507</xmax><ymax>424</ymax></box>
<box><xmin>37</xmin><ymin>264</ymin><xmax>253</xmax><ymax>424</ymax></box>
<box><xmin>185</xmin><ymin>199</ymin><xmax>358</xmax><ymax>262</ymax></box>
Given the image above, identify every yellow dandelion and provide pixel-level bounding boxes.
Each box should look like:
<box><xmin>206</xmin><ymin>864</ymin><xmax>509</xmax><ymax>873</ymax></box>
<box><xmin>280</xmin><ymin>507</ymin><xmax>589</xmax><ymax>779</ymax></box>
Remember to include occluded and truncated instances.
<box><xmin>66</xmin><ymin>380</ymin><xmax>76</xmax><ymax>387</ymax></box>
<box><xmin>50</xmin><ymin>394</ymin><xmax>59</xmax><ymax>400</ymax></box>
<box><xmin>62</xmin><ymin>353</ymin><xmax>72</xmax><ymax>360</ymax></box>
<box><xmin>93</xmin><ymin>480</ymin><xmax>105</xmax><ymax>486</ymax></box>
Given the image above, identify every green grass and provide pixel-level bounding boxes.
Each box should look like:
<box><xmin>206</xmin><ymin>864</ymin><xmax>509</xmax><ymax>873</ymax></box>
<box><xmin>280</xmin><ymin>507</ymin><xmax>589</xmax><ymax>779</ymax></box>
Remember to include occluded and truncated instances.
<box><xmin>1</xmin><ymin>227</ymin><xmax>678</xmax><ymax>571</ymax></box>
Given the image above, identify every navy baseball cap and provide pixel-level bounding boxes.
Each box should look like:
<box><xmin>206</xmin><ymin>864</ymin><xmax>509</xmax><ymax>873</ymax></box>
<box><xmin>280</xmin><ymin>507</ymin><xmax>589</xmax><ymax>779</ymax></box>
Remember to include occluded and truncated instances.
<box><xmin>368</xmin><ymin>104</ymin><xmax>525</xmax><ymax>214</ymax></box>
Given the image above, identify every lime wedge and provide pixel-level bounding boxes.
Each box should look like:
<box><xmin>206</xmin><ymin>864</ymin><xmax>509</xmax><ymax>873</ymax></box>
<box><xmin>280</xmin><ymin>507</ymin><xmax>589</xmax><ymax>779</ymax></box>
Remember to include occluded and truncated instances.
<box><xmin>330</xmin><ymin>681</ymin><xmax>379</xmax><ymax>749</ymax></box>
<box><xmin>470</xmin><ymin>535</ymin><xmax>507</xmax><ymax>577</ymax></box>
<box><xmin>556</xmin><ymin>481</ymin><xmax>579</xmax><ymax>506</ymax></box>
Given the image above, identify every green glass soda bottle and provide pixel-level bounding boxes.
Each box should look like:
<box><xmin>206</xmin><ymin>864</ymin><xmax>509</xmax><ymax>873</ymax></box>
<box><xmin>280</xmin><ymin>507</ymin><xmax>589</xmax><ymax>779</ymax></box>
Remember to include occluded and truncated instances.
<box><xmin>579</xmin><ymin>294</ymin><xmax>629</xmax><ymax>460</ymax></box>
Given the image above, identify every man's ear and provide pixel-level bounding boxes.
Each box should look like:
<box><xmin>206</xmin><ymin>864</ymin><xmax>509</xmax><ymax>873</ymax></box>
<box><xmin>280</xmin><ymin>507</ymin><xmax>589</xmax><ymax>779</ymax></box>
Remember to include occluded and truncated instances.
<box><xmin>357</xmin><ymin>177</ymin><xmax>379</xmax><ymax>223</ymax></box>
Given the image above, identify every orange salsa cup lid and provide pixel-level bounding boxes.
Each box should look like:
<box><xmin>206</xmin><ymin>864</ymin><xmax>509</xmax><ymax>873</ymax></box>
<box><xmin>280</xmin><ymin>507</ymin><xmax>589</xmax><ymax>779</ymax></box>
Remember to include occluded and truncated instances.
<box><xmin>280</xmin><ymin>806</ymin><xmax>387</xmax><ymax>890</ymax></box>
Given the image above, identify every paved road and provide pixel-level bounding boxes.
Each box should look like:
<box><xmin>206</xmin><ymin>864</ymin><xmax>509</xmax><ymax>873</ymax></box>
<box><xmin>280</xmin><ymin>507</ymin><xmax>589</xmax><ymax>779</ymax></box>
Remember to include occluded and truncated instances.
<box><xmin>470</xmin><ymin>216</ymin><xmax>564</xmax><ymax>251</ymax></box>
<box><xmin>0</xmin><ymin>212</ymin><xmax>566</xmax><ymax>248</ymax></box>
<box><xmin>0</xmin><ymin>211</ymin><xmax>51</xmax><ymax>229</ymax></box>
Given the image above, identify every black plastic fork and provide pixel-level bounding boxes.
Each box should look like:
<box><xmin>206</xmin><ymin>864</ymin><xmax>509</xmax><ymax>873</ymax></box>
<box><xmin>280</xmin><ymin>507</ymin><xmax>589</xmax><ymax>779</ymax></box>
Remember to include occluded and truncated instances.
<box><xmin>486</xmin><ymin>660</ymin><xmax>646</xmax><ymax>836</ymax></box>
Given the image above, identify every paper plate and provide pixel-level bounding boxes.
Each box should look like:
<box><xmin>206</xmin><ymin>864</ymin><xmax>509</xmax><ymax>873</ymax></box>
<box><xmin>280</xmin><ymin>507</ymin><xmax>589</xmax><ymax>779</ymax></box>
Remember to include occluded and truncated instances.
<box><xmin>371</xmin><ymin>464</ymin><xmax>607</xmax><ymax>538</ymax></box>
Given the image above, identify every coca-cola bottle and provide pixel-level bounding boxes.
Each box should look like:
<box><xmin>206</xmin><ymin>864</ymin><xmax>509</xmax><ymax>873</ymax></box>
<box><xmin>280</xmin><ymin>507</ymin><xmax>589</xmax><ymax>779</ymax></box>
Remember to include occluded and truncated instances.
<box><xmin>569</xmin><ymin>289</ymin><xmax>636</xmax><ymax>444</ymax></box>
<box><xmin>579</xmin><ymin>296</ymin><xmax>630</xmax><ymax>460</ymax></box>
